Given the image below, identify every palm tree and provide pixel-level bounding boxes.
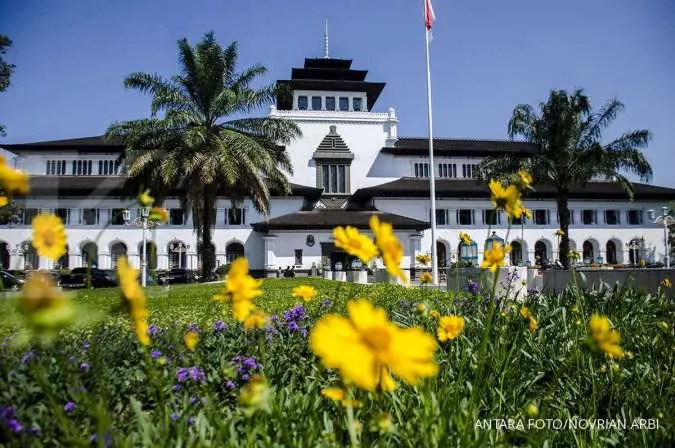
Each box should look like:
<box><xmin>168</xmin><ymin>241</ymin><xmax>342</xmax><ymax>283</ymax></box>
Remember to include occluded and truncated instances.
<box><xmin>106</xmin><ymin>32</ymin><xmax>301</xmax><ymax>276</ymax></box>
<box><xmin>480</xmin><ymin>89</ymin><xmax>652</xmax><ymax>268</ymax></box>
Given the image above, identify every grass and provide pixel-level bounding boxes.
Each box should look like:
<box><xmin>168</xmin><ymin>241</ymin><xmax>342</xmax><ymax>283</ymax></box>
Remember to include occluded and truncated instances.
<box><xmin>1</xmin><ymin>278</ymin><xmax>674</xmax><ymax>447</ymax></box>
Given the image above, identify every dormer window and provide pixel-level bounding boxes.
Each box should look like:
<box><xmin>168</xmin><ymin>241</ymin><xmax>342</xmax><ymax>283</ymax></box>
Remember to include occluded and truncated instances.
<box><xmin>311</xmin><ymin>96</ymin><xmax>322</xmax><ymax>110</ymax></box>
<box><xmin>353</xmin><ymin>98</ymin><xmax>362</xmax><ymax>111</ymax></box>
<box><xmin>313</xmin><ymin>125</ymin><xmax>354</xmax><ymax>195</ymax></box>
<box><xmin>339</xmin><ymin>97</ymin><xmax>349</xmax><ymax>111</ymax></box>
<box><xmin>325</xmin><ymin>97</ymin><xmax>336</xmax><ymax>111</ymax></box>
<box><xmin>297</xmin><ymin>96</ymin><xmax>308</xmax><ymax>110</ymax></box>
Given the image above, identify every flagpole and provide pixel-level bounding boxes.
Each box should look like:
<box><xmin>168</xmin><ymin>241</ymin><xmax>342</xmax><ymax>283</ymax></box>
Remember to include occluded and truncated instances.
<box><xmin>424</xmin><ymin>3</ymin><xmax>439</xmax><ymax>285</ymax></box>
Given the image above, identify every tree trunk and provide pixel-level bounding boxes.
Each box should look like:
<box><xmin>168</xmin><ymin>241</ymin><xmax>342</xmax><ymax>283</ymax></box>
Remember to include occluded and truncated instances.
<box><xmin>557</xmin><ymin>194</ymin><xmax>570</xmax><ymax>269</ymax></box>
<box><xmin>201</xmin><ymin>194</ymin><xmax>215</xmax><ymax>277</ymax></box>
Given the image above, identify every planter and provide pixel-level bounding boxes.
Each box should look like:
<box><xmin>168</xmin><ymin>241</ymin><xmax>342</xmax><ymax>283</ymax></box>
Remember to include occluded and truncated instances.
<box><xmin>323</xmin><ymin>269</ymin><xmax>332</xmax><ymax>280</ymax></box>
<box><xmin>446</xmin><ymin>267</ymin><xmax>528</xmax><ymax>301</ymax></box>
<box><xmin>347</xmin><ymin>270</ymin><xmax>368</xmax><ymax>284</ymax></box>
<box><xmin>332</xmin><ymin>270</ymin><xmax>347</xmax><ymax>282</ymax></box>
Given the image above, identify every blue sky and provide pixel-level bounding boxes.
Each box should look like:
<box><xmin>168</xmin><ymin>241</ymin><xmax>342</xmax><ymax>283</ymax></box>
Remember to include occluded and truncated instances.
<box><xmin>1</xmin><ymin>0</ymin><xmax>674</xmax><ymax>186</ymax></box>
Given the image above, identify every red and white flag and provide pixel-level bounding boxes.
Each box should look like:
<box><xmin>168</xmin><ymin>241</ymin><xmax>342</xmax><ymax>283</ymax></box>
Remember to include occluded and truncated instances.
<box><xmin>424</xmin><ymin>0</ymin><xmax>436</xmax><ymax>29</ymax></box>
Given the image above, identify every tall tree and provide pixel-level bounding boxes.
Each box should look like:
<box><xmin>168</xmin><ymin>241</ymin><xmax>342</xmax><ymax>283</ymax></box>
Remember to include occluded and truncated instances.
<box><xmin>0</xmin><ymin>34</ymin><xmax>16</xmax><ymax>137</ymax></box>
<box><xmin>480</xmin><ymin>89</ymin><xmax>652</xmax><ymax>267</ymax></box>
<box><xmin>106</xmin><ymin>32</ymin><xmax>301</xmax><ymax>276</ymax></box>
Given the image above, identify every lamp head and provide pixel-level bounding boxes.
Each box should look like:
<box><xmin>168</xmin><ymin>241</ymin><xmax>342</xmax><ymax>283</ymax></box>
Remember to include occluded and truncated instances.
<box><xmin>122</xmin><ymin>209</ymin><xmax>131</xmax><ymax>223</ymax></box>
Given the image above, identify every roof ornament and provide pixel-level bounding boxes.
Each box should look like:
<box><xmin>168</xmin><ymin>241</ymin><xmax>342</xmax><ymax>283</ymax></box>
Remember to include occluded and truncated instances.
<box><xmin>323</xmin><ymin>19</ymin><xmax>329</xmax><ymax>58</ymax></box>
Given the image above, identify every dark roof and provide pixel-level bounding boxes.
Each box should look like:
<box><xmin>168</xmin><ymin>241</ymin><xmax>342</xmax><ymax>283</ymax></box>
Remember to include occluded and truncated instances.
<box><xmin>2</xmin><ymin>136</ymin><xmax>124</xmax><ymax>153</ymax></box>
<box><xmin>26</xmin><ymin>176</ymin><xmax>322</xmax><ymax>198</ymax></box>
<box><xmin>251</xmin><ymin>209</ymin><xmax>430</xmax><ymax>232</ymax></box>
<box><xmin>303</xmin><ymin>58</ymin><xmax>353</xmax><ymax>70</ymax></box>
<box><xmin>353</xmin><ymin>178</ymin><xmax>675</xmax><ymax>201</ymax></box>
<box><xmin>381</xmin><ymin>138</ymin><xmax>539</xmax><ymax>157</ymax></box>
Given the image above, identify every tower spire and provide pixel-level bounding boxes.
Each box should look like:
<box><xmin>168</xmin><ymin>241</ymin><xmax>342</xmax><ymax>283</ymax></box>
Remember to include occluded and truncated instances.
<box><xmin>323</xmin><ymin>19</ymin><xmax>329</xmax><ymax>58</ymax></box>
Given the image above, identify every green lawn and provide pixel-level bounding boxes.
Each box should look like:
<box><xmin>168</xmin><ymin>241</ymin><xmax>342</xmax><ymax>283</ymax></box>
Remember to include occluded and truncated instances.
<box><xmin>1</xmin><ymin>279</ymin><xmax>673</xmax><ymax>447</ymax></box>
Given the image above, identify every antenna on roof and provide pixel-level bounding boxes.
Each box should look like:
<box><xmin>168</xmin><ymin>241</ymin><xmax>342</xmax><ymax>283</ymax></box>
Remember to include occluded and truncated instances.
<box><xmin>323</xmin><ymin>19</ymin><xmax>329</xmax><ymax>58</ymax></box>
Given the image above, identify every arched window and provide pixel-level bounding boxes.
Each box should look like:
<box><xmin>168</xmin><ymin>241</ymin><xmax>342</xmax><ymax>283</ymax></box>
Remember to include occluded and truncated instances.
<box><xmin>458</xmin><ymin>241</ymin><xmax>478</xmax><ymax>266</ymax></box>
<box><xmin>583</xmin><ymin>240</ymin><xmax>594</xmax><ymax>262</ymax></box>
<box><xmin>510</xmin><ymin>241</ymin><xmax>523</xmax><ymax>266</ymax></box>
<box><xmin>534</xmin><ymin>241</ymin><xmax>547</xmax><ymax>264</ymax></box>
<box><xmin>484</xmin><ymin>232</ymin><xmax>504</xmax><ymax>251</ymax></box>
<box><xmin>606</xmin><ymin>241</ymin><xmax>617</xmax><ymax>264</ymax></box>
<box><xmin>139</xmin><ymin>241</ymin><xmax>157</xmax><ymax>270</ymax></box>
<box><xmin>110</xmin><ymin>242</ymin><xmax>127</xmax><ymax>269</ymax></box>
<box><xmin>436</xmin><ymin>241</ymin><xmax>447</xmax><ymax>268</ymax></box>
<box><xmin>226</xmin><ymin>242</ymin><xmax>245</xmax><ymax>263</ymax></box>
<box><xmin>57</xmin><ymin>245</ymin><xmax>69</xmax><ymax>269</ymax></box>
<box><xmin>168</xmin><ymin>241</ymin><xmax>188</xmax><ymax>269</ymax></box>
<box><xmin>0</xmin><ymin>241</ymin><xmax>9</xmax><ymax>269</ymax></box>
<box><xmin>22</xmin><ymin>241</ymin><xmax>39</xmax><ymax>269</ymax></box>
<box><xmin>81</xmin><ymin>242</ymin><xmax>98</xmax><ymax>267</ymax></box>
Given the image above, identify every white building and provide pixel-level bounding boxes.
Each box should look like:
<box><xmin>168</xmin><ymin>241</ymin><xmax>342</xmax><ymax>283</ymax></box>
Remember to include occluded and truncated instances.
<box><xmin>1</xmin><ymin>56</ymin><xmax>673</xmax><ymax>275</ymax></box>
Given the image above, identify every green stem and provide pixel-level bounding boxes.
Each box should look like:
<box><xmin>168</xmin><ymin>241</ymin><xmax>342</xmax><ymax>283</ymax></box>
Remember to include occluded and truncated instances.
<box><xmin>345</xmin><ymin>393</ymin><xmax>359</xmax><ymax>447</ymax></box>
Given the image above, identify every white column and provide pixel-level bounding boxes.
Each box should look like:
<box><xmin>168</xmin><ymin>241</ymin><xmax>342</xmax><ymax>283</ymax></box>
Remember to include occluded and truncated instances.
<box><xmin>262</xmin><ymin>235</ymin><xmax>277</xmax><ymax>270</ymax></box>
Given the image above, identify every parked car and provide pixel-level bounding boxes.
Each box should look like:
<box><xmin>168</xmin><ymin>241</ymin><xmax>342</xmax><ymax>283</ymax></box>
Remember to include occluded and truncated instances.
<box><xmin>0</xmin><ymin>270</ymin><xmax>25</xmax><ymax>290</ymax></box>
<box><xmin>60</xmin><ymin>267</ymin><xmax>117</xmax><ymax>289</ymax></box>
<box><xmin>165</xmin><ymin>268</ymin><xmax>197</xmax><ymax>284</ymax></box>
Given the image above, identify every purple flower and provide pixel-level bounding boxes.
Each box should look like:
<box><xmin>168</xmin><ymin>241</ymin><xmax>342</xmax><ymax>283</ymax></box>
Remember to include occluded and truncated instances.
<box><xmin>170</xmin><ymin>412</ymin><xmax>180</xmax><ymax>422</ymax></box>
<box><xmin>21</xmin><ymin>350</ymin><xmax>36</xmax><ymax>364</ymax></box>
<box><xmin>64</xmin><ymin>402</ymin><xmax>76</xmax><ymax>413</ymax></box>
<box><xmin>283</xmin><ymin>305</ymin><xmax>307</xmax><ymax>322</ymax></box>
<box><xmin>269</xmin><ymin>315</ymin><xmax>280</xmax><ymax>324</ymax></box>
<box><xmin>224</xmin><ymin>380</ymin><xmax>236</xmax><ymax>390</ymax></box>
<box><xmin>151</xmin><ymin>350</ymin><xmax>162</xmax><ymax>359</ymax></box>
<box><xmin>213</xmin><ymin>320</ymin><xmax>227</xmax><ymax>333</ymax></box>
<box><xmin>187</xmin><ymin>417</ymin><xmax>196</xmax><ymax>426</ymax></box>
<box><xmin>241</xmin><ymin>373</ymin><xmax>250</xmax><ymax>381</ymax></box>
<box><xmin>148</xmin><ymin>324</ymin><xmax>159</xmax><ymax>335</ymax></box>
<box><xmin>242</xmin><ymin>358</ymin><xmax>258</xmax><ymax>371</ymax></box>
<box><xmin>1</xmin><ymin>405</ymin><xmax>16</xmax><ymax>420</ymax></box>
<box><xmin>89</xmin><ymin>433</ymin><xmax>112</xmax><ymax>447</ymax></box>
<box><xmin>189</xmin><ymin>396</ymin><xmax>200</xmax><ymax>406</ymax></box>
<box><xmin>287</xmin><ymin>321</ymin><xmax>299</xmax><ymax>332</ymax></box>
<box><xmin>177</xmin><ymin>366</ymin><xmax>206</xmax><ymax>384</ymax></box>
<box><xmin>321</xmin><ymin>299</ymin><xmax>332</xmax><ymax>307</ymax></box>
<box><xmin>79</xmin><ymin>362</ymin><xmax>90</xmax><ymax>372</ymax></box>
<box><xmin>82</xmin><ymin>341</ymin><xmax>91</xmax><ymax>351</ymax></box>
<box><xmin>399</xmin><ymin>300</ymin><xmax>409</xmax><ymax>308</ymax></box>
<box><xmin>27</xmin><ymin>426</ymin><xmax>41</xmax><ymax>436</ymax></box>
<box><xmin>466</xmin><ymin>280</ymin><xmax>480</xmax><ymax>295</ymax></box>
<box><xmin>8</xmin><ymin>419</ymin><xmax>23</xmax><ymax>433</ymax></box>
<box><xmin>186</xmin><ymin>322</ymin><xmax>200</xmax><ymax>333</ymax></box>
<box><xmin>177</xmin><ymin>368</ymin><xmax>189</xmax><ymax>383</ymax></box>
<box><xmin>172</xmin><ymin>384</ymin><xmax>181</xmax><ymax>393</ymax></box>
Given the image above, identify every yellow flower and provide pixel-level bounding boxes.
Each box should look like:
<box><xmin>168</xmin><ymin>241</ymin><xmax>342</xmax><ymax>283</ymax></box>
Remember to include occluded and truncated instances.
<box><xmin>215</xmin><ymin>257</ymin><xmax>262</xmax><ymax>322</ymax></box>
<box><xmin>333</xmin><ymin>225</ymin><xmax>378</xmax><ymax>264</ymax></box>
<box><xmin>522</xmin><ymin>207</ymin><xmax>533</xmax><ymax>220</ymax></box>
<box><xmin>459</xmin><ymin>231</ymin><xmax>472</xmax><ymax>245</ymax></box>
<box><xmin>320</xmin><ymin>388</ymin><xmax>345</xmax><ymax>401</ymax></box>
<box><xmin>416</xmin><ymin>254</ymin><xmax>431</xmax><ymax>266</ymax></box>
<box><xmin>489</xmin><ymin>179</ymin><xmax>523</xmax><ymax>219</ymax></box>
<box><xmin>148</xmin><ymin>207</ymin><xmax>169</xmax><ymax>223</ymax></box>
<box><xmin>568</xmin><ymin>250</ymin><xmax>582</xmax><ymax>261</ymax></box>
<box><xmin>0</xmin><ymin>196</ymin><xmax>7</xmax><ymax>207</ymax></box>
<box><xmin>555</xmin><ymin>229</ymin><xmax>565</xmax><ymax>236</ymax></box>
<box><xmin>588</xmin><ymin>314</ymin><xmax>624</xmax><ymax>359</ymax></box>
<box><xmin>481</xmin><ymin>242</ymin><xmax>510</xmax><ymax>272</ymax></box>
<box><xmin>243</xmin><ymin>309</ymin><xmax>268</xmax><ymax>330</ymax></box>
<box><xmin>419</xmin><ymin>272</ymin><xmax>433</xmax><ymax>284</ymax></box>
<box><xmin>661</xmin><ymin>278</ymin><xmax>672</xmax><ymax>288</ymax></box>
<box><xmin>415</xmin><ymin>303</ymin><xmax>427</xmax><ymax>315</ymax></box>
<box><xmin>519</xmin><ymin>306</ymin><xmax>531</xmax><ymax>319</ymax></box>
<box><xmin>31</xmin><ymin>213</ymin><xmax>67</xmax><ymax>261</ymax></box>
<box><xmin>370</xmin><ymin>215</ymin><xmax>407</xmax><ymax>284</ymax></box>
<box><xmin>138</xmin><ymin>189</ymin><xmax>154</xmax><ymax>207</ymax></box>
<box><xmin>0</xmin><ymin>155</ymin><xmax>30</xmax><ymax>195</ymax></box>
<box><xmin>527</xmin><ymin>317</ymin><xmax>539</xmax><ymax>333</ymax></box>
<box><xmin>429</xmin><ymin>310</ymin><xmax>441</xmax><ymax>319</ymax></box>
<box><xmin>117</xmin><ymin>257</ymin><xmax>150</xmax><ymax>345</ymax></box>
<box><xmin>17</xmin><ymin>273</ymin><xmax>74</xmax><ymax>334</ymax></box>
<box><xmin>309</xmin><ymin>299</ymin><xmax>438</xmax><ymax>392</ymax></box>
<box><xmin>292</xmin><ymin>285</ymin><xmax>317</xmax><ymax>302</ymax></box>
<box><xmin>184</xmin><ymin>331</ymin><xmax>199</xmax><ymax>351</ymax></box>
<box><xmin>437</xmin><ymin>315</ymin><xmax>465</xmax><ymax>342</ymax></box>
<box><xmin>517</xmin><ymin>170</ymin><xmax>533</xmax><ymax>189</ymax></box>
<box><xmin>526</xmin><ymin>403</ymin><xmax>539</xmax><ymax>418</ymax></box>
<box><xmin>375</xmin><ymin>413</ymin><xmax>394</xmax><ymax>433</ymax></box>
<box><xmin>239</xmin><ymin>375</ymin><xmax>270</xmax><ymax>416</ymax></box>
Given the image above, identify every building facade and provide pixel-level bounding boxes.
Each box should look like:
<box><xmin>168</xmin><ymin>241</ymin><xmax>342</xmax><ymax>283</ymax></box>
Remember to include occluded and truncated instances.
<box><xmin>1</xmin><ymin>55</ymin><xmax>674</xmax><ymax>275</ymax></box>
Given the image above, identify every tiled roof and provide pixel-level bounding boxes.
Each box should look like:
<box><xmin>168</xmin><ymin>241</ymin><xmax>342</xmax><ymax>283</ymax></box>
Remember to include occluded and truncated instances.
<box><xmin>352</xmin><ymin>178</ymin><xmax>675</xmax><ymax>201</ymax></box>
<box><xmin>381</xmin><ymin>138</ymin><xmax>538</xmax><ymax>157</ymax></box>
<box><xmin>2</xmin><ymin>136</ymin><xmax>123</xmax><ymax>153</ymax></box>
<box><xmin>251</xmin><ymin>209</ymin><xmax>430</xmax><ymax>232</ymax></box>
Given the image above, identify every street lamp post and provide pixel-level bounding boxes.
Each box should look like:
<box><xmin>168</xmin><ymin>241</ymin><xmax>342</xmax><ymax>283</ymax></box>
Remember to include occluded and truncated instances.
<box><xmin>123</xmin><ymin>207</ymin><xmax>157</xmax><ymax>287</ymax></box>
<box><xmin>647</xmin><ymin>207</ymin><xmax>674</xmax><ymax>269</ymax></box>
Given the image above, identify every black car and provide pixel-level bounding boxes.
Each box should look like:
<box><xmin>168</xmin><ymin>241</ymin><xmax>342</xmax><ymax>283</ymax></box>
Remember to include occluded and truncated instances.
<box><xmin>60</xmin><ymin>267</ymin><xmax>117</xmax><ymax>289</ymax></box>
<box><xmin>0</xmin><ymin>270</ymin><xmax>25</xmax><ymax>290</ymax></box>
<box><xmin>166</xmin><ymin>268</ymin><xmax>197</xmax><ymax>284</ymax></box>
